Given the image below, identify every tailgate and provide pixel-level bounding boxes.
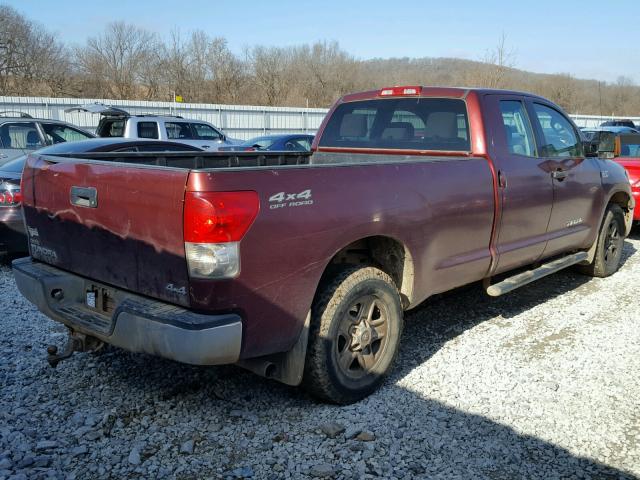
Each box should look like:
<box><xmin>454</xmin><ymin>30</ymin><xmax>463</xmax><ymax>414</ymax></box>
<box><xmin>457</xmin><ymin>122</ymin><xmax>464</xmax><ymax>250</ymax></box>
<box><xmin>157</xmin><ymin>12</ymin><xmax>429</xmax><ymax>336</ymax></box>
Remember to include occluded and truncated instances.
<box><xmin>22</xmin><ymin>154</ymin><xmax>191</xmax><ymax>307</ymax></box>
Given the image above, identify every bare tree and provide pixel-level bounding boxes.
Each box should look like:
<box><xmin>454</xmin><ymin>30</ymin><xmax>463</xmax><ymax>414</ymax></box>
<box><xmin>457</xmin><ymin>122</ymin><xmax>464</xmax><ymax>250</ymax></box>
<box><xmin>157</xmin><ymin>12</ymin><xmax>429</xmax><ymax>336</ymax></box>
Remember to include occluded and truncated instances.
<box><xmin>478</xmin><ymin>33</ymin><xmax>516</xmax><ymax>89</ymax></box>
<box><xmin>76</xmin><ymin>22</ymin><xmax>159</xmax><ymax>99</ymax></box>
<box><xmin>0</xmin><ymin>5</ymin><xmax>71</xmax><ymax>96</ymax></box>
<box><xmin>247</xmin><ymin>46</ymin><xmax>293</xmax><ymax>106</ymax></box>
<box><xmin>3</xmin><ymin>7</ymin><xmax>640</xmax><ymax>115</ymax></box>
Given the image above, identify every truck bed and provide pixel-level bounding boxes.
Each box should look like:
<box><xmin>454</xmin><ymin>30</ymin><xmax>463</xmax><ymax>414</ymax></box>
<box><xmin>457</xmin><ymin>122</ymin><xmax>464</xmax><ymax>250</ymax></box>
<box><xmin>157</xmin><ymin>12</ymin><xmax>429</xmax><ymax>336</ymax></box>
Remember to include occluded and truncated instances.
<box><xmin>55</xmin><ymin>151</ymin><xmax>312</xmax><ymax>169</ymax></box>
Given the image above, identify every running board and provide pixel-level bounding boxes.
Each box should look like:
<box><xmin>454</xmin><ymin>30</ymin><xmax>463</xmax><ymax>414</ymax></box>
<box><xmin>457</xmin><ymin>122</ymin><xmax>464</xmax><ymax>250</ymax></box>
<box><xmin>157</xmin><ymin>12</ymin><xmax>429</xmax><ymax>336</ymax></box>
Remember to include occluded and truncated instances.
<box><xmin>485</xmin><ymin>252</ymin><xmax>589</xmax><ymax>297</ymax></box>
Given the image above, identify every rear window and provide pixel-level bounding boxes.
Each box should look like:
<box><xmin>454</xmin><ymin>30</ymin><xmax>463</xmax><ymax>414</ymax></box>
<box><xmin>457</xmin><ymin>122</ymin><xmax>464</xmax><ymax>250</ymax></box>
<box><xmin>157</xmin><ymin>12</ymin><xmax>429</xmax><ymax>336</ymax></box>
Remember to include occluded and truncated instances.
<box><xmin>97</xmin><ymin>119</ymin><xmax>125</xmax><ymax>137</ymax></box>
<box><xmin>318</xmin><ymin>98</ymin><xmax>470</xmax><ymax>151</ymax></box>
<box><xmin>245</xmin><ymin>136</ymin><xmax>277</xmax><ymax>149</ymax></box>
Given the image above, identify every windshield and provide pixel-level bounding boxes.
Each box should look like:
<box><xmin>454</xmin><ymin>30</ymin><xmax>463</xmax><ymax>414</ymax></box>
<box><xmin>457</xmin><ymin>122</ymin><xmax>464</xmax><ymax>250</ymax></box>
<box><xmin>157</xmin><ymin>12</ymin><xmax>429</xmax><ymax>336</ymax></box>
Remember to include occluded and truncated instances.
<box><xmin>245</xmin><ymin>136</ymin><xmax>277</xmax><ymax>149</ymax></box>
<box><xmin>0</xmin><ymin>155</ymin><xmax>26</xmax><ymax>173</ymax></box>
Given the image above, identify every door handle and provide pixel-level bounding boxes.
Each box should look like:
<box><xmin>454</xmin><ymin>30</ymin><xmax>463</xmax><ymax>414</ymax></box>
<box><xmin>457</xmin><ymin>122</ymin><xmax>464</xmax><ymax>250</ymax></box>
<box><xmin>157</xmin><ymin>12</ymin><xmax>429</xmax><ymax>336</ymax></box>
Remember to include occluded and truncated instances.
<box><xmin>0</xmin><ymin>153</ymin><xmax>7</xmax><ymax>159</ymax></box>
<box><xmin>498</xmin><ymin>170</ymin><xmax>507</xmax><ymax>188</ymax></box>
<box><xmin>551</xmin><ymin>169</ymin><xmax>568</xmax><ymax>181</ymax></box>
<box><xmin>70</xmin><ymin>186</ymin><xmax>98</xmax><ymax>208</ymax></box>
<box><xmin>201</xmin><ymin>145</ymin><xmax>211</xmax><ymax>149</ymax></box>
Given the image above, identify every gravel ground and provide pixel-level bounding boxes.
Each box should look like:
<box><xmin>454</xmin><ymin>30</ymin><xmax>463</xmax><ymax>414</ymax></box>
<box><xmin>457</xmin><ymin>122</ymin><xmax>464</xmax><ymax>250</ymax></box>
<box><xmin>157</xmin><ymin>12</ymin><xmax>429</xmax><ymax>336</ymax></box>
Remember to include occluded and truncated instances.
<box><xmin>1</xmin><ymin>233</ymin><xmax>639</xmax><ymax>480</ymax></box>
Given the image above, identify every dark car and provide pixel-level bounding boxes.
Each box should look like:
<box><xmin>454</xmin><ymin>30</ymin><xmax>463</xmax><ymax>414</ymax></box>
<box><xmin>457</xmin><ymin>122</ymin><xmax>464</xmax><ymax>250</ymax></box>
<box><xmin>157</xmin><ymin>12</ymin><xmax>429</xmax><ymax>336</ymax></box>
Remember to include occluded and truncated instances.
<box><xmin>218</xmin><ymin>134</ymin><xmax>314</xmax><ymax>152</ymax></box>
<box><xmin>0</xmin><ymin>139</ymin><xmax>203</xmax><ymax>255</ymax></box>
<box><xmin>600</xmin><ymin>119</ymin><xmax>637</xmax><ymax>129</ymax></box>
<box><xmin>0</xmin><ymin>112</ymin><xmax>96</xmax><ymax>165</ymax></box>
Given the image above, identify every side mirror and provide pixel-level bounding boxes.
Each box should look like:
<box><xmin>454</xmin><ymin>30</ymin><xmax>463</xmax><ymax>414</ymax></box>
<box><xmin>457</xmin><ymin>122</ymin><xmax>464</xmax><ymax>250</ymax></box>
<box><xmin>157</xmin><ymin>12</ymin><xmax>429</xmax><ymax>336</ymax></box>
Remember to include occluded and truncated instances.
<box><xmin>583</xmin><ymin>140</ymin><xmax>598</xmax><ymax>157</ymax></box>
<box><xmin>595</xmin><ymin>131</ymin><xmax>616</xmax><ymax>159</ymax></box>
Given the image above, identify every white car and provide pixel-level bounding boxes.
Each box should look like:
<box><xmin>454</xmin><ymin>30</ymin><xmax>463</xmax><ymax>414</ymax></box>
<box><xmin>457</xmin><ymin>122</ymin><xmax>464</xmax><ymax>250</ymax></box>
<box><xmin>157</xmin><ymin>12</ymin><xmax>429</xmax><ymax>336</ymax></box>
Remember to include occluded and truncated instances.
<box><xmin>65</xmin><ymin>103</ymin><xmax>238</xmax><ymax>151</ymax></box>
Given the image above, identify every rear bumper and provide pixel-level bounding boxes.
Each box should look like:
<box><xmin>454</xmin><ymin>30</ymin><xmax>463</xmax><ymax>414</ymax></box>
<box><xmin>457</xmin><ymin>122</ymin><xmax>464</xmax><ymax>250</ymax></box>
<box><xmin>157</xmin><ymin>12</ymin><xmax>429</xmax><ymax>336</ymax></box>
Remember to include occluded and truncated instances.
<box><xmin>12</xmin><ymin>257</ymin><xmax>242</xmax><ymax>365</ymax></box>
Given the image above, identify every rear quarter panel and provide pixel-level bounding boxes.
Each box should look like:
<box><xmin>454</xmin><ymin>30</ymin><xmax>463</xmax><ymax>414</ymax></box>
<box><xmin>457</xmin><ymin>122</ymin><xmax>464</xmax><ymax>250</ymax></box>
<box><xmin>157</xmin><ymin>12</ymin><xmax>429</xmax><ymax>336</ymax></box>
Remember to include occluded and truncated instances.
<box><xmin>189</xmin><ymin>157</ymin><xmax>495</xmax><ymax>358</ymax></box>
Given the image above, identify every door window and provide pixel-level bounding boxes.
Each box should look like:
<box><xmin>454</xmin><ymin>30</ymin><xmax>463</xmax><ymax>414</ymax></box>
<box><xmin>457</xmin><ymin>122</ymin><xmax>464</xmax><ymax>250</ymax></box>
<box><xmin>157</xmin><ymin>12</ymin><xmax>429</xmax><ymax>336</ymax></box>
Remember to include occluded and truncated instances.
<box><xmin>0</xmin><ymin>122</ymin><xmax>43</xmax><ymax>149</ymax></box>
<box><xmin>165</xmin><ymin>122</ymin><xmax>194</xmax><ymax>140</ymax></box>
<box><xmin>191</xmin><ymin>123</ymin><xmax>222</xmax><ymax>140</ymax></box>
<box><xmin>532</xmin><ymin>104</ymin><xmax>582</xmax><ymax>157</ymax></box>
<box><xmin>499</xmin><ymin>101</ymin><xmax>536</xmax><ymax>157</ymax></box>
<box><xmin>41</xmin><ymin>123</ymin><xmax>93</xmax><ymax>144</ymax></box>
<box><xmin>136</xmin><ymin>122</ymin><xmax>159</xmax><ymax>139</ymax></box>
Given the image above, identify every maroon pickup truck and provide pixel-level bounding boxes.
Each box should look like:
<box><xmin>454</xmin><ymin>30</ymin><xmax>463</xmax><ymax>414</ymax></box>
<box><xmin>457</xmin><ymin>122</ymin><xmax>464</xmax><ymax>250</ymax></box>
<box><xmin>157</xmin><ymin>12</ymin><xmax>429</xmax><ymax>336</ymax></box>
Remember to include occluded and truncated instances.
<box><xmin>14</xmin><ymin>86</ymin><xmax>634</xmax><ymax>403</ymax></box>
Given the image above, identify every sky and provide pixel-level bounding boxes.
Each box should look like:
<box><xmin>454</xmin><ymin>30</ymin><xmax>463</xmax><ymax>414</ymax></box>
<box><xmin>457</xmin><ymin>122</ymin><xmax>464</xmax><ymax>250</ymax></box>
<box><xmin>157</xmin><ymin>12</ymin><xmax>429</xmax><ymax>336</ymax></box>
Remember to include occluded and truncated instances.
<box><xmin>5</xmin><ymin>0</ymin><xmax>640</xmax><ymax>84</ymax></box>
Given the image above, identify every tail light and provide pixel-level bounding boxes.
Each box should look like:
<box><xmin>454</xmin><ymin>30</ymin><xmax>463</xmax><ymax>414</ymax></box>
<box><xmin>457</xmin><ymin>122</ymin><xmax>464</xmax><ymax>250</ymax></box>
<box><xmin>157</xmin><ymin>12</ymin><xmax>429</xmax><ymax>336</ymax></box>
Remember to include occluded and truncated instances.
<box><xmin>0</xmin><ymin>183</ymin><xmax>21</xmax><ymax>206</ymax></box>
<box><xmin>184</xmin><ymin>191</ymin><xmax>259</xmax><ymax>279</ymax></box>
<box><xmin>379</xmin><ymin>86</ymin><xmax>422</xmax><ymax>97</ymax></box>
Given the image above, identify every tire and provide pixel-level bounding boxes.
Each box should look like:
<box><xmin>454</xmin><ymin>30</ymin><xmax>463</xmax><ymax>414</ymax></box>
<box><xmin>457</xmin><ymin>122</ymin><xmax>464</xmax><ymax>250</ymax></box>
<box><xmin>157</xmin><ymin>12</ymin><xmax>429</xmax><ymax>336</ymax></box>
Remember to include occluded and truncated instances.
<box><xmin>302</xmin><ymin>266</ymin><xmax>403</xmax><ymax>404</ymax></box>
<box><xmin>577</xmin><ymin>204</ymin><xmax>625</xmax><ymax>278</ymax></box>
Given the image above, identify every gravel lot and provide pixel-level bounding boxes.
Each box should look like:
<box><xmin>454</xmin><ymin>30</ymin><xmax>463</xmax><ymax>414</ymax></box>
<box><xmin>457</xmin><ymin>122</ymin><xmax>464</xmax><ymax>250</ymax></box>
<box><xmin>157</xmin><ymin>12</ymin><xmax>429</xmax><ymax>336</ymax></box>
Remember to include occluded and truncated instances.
<box><xmin>1</xmin><ymin>232</ymin><xmax>639</xmax><ymax>480</ymax></box>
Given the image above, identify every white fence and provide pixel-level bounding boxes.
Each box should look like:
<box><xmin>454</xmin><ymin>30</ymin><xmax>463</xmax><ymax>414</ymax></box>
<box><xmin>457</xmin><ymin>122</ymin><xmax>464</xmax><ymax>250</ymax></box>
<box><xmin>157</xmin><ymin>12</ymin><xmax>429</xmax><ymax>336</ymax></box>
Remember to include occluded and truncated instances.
<box><xmin>0</xmin><ymin>95</ymin><xmax>638</xmax><ymax>138</ymax></box>
<box><xmin>0</xmin><ymin>96</ymin><xmax>329</xmax><ymax>140</ymax></box>
<box><xmin>569</xmin><ymin>114</ymin><xmax>640</xmax><ymax>129</ymax></box>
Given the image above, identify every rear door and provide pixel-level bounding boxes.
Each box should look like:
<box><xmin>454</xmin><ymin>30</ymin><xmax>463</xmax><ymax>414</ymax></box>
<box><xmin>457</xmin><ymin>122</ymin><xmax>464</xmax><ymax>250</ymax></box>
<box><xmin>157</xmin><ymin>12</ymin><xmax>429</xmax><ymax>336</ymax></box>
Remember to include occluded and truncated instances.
<box><xmin>0</xmin><ymin>121</ymin><xmax>46</xmax><ymax>165</ymax></box>
<box><xmin>22</xmin><ymin>155</ymin><xmax>191</xmax><ymax>306</ymax></box>
<box><xmin>486</xmin><ymin>95</ymin><xmax>554</xmax><ymax>274</ymax></box>
<box><xmin>528</xmin><ymin>102</ymin><xmax>604</xmax><ymax>257</ymax></box>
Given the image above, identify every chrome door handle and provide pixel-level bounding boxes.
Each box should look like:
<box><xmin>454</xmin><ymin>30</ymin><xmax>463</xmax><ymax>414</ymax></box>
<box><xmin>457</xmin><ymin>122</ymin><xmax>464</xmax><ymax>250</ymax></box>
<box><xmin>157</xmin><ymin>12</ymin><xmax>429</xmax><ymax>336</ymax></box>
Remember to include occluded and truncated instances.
<box><xmin>551</xmin><ymin>170</ymin><xmax>568</xmax><ymax>180</ymax></box>
<box><xmin>70</xmin><ymin>186</ymin><xmax>98</xmax><ymax>208</ymax></box>
<box><xmin>0</xmin><ymin>153</ymin><xmax>7</xmax><ymax>159</ymax></box>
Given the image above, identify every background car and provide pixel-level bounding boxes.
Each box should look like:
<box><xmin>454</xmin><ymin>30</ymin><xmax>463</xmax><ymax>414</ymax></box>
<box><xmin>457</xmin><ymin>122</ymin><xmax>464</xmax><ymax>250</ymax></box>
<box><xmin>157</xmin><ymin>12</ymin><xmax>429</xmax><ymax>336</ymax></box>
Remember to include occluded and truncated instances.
<box><xmin>218</xmin><ymin>134</ymin><xmax>314</xmax><ymax>152</ymax></box>
<box><xmin>65</xmin><ymin>103</ymin><xmax>239</xmax><ymax>151</ymax></box>
<box><xmin>609</xmin><ymin>133</ymin><xmax>640</xmax><ymax>223</ymax></box>
<box><xmin>0</xmin><ymin>139</ymin><xmax>203</xmax><ymax>255</ymax></box>
<box><xmin>600</xmin><ymin>119</ymin><xmax>638</xmax><ymax>129</ymax></box>
<box><xmin>0</xmin><ymin>111</ymin><xmax>95</xmax><ymax>165</ymax></box>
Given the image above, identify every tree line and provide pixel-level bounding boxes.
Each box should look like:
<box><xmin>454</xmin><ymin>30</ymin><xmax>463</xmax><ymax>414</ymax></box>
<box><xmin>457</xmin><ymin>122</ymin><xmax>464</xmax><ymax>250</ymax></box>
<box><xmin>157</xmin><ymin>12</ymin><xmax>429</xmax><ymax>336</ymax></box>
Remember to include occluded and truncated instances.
<box><xmin>1</xmin><ymin>4</ymin><xmax>638</xmax><ymax>116</ymax></box>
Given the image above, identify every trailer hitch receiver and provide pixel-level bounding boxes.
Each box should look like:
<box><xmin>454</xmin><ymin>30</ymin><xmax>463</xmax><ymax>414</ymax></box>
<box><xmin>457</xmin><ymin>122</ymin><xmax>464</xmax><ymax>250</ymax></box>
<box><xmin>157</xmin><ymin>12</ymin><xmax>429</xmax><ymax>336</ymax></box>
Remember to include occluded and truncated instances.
<box><xmin>46</xmin><ymin>331</ymin><xmax>104</xmax><ymax>368</ymax></box>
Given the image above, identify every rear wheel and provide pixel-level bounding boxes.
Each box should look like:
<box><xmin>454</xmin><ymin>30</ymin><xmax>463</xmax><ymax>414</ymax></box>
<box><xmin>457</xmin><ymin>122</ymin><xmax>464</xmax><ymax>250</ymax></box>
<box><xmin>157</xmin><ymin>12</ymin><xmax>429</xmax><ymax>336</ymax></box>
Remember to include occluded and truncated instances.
<box><xmin>578</xmin><ymin>204</ymin><xmax>625</xmax><ymax>277</ymax></box>
<box><xmin>303</xmin><ymin>266</ymin><xmax>403</xmax><ymax>404</ymax></box>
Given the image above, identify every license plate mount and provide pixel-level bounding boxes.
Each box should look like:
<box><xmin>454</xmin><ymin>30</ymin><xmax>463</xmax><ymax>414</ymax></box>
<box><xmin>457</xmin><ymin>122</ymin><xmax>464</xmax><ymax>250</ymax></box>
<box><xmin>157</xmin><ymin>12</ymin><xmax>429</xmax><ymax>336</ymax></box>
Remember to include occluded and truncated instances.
<box><xmin>86</xmin><ymin>290</ymin><xmax>97</xmax><ymax>309</ymax></box>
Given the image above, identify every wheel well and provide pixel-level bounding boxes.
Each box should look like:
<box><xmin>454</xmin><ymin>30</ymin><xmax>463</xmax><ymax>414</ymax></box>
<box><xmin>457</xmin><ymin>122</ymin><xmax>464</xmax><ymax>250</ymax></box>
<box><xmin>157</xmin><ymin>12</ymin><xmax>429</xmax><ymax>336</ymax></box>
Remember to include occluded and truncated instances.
<box><xmin>609</xmin><ymin>191</ymin><xmax>632</xmax><ymax>211</ymax></box>
<box><xmin>325</xmin><ymin>236</ymin><xmax>415</xmax><ymax>308</ymax></box>
<box><xmin>608</xmin><ymin>191</ymin><xmax>633</xmax><ymax>229</ymax></box>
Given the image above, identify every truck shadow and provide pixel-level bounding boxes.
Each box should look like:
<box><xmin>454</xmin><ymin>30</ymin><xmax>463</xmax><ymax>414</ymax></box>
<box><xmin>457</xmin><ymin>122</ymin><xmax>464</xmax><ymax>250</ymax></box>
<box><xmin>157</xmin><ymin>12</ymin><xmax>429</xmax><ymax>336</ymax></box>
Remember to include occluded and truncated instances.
<box><xmin>80</xmin><ymin>239</ymin><xmax>639</xmax><ymax>479</ymax></box>
<box><xmin>9</xmin><ymin>213</ymin><xmax>637</xmax><ymax>478</ymax></box>
<box><xmin>395</xmin><ymin>236</ymin><xmax>637</xmax><ymax>380</ymax></box>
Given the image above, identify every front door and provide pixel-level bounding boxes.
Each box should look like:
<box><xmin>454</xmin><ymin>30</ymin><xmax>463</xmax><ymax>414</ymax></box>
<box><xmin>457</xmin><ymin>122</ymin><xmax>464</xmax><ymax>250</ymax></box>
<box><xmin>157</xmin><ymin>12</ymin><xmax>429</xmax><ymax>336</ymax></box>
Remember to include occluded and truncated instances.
<box><xmin>528</xmin><ymin>102</ymin><xmax>605</xmax><ymax>257</ymax></box>
<box><xmin>487</xmin><ymin>96</ymin><xmax>554</xmax><ymax>274</ymax></box>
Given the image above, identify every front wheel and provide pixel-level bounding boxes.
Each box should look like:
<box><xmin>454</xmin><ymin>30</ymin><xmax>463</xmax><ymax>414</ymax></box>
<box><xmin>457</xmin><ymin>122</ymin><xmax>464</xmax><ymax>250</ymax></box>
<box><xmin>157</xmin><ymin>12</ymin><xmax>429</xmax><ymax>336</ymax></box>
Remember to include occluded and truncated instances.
<box><xmin>303</xmin><ymin>266</ymin><xmax>403</xmax><ymax>404</ymax></box>
<box><xmin>578</xmin><ymin>204</ymin><xmax>626</xmax><ymax>278</ymax></box>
